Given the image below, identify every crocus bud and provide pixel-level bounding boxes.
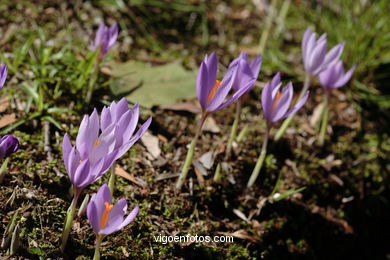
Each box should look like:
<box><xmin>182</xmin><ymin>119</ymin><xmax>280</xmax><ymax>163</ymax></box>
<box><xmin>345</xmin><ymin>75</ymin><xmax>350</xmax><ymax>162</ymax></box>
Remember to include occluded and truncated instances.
<box><xmin>0</xmin><ymin>135</ymin><xmax>19</xmax><ymax>159</ymax></box>
<box><xmin>91</xmin><ymin>22</ymin><xmax>119</xmax><ymax>60</ymax></box>
<box><xmin>302</xmin><ymin>27</ymin><xmax>345</xmax><ymax>76</ymax></box>
<box><xmin>319</xmin><ymin>61</ymin><xmax>356</xmax><ymax>91</ymax></box>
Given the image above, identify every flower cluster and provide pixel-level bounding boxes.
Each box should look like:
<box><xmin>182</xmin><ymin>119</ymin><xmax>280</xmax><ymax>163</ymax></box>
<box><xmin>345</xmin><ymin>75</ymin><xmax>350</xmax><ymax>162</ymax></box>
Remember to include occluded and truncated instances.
<box><xmin>62</xmin><ymin>98</ymin><xmax>151</xmax><ymax>190</ymax></box>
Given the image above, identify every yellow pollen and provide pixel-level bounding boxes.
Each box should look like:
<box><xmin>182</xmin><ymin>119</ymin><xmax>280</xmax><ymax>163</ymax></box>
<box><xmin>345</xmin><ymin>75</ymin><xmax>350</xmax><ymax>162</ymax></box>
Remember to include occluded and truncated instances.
<box><xmin>207</xmin><ymin>80</ymin><xmax>222</xmax><ymax>103</ymax></box>
<box><xmin>272</xmin><ymin>91</ymin><xmax>282</xmax><ymax>112</ymax></box>
<box><xmin>100</xmin><ymin>202</ymin><xmax>114</xmax><ymax>229</ymax></box>
<box><xmin>79</xmin><ymin>160</ymin><xmax>83</xmax><ymax>164</ymax></box>
<box><xmin>93</xmin><ymin>140</ymin><xmax>101</xmax><ymax>148</ymax></box>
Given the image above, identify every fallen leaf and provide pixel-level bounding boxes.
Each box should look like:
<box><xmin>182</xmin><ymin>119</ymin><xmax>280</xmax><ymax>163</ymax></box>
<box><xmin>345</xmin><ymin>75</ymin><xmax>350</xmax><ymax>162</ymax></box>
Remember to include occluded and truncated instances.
<box><xmin>233</xmin><ymin>209</ymin><xmax>250</xmax><ymax>223</ymax></box>
<box><xmin>193</xmin><ymin>166</ymin><xmax>205</xmax><ymax>188</ymax></box>
<box><xmin>0</xmin><ymin>114</ymin><xmax>16</xmax><ymax>128</ymax></box>
<box><xmin>109</xmin><ymin>60</ymin><xmax>196</xmax><ymax>108</ymax></box>
<box><xmin>141</xmin><ymin>131</ymin><xmax>161</xmax><ymax>159</ymax></box>
<box><xmin>310</xmin><ymin>102</ymin><xmax>324</xmax><ymax>127</ymax></box>
<box><xmin>198</xmin><ymin>151</ymin><xmax>215</xmax><ymax>170</ymax></box>
<box><xmin>115</xmin><ymin>167</ymin><xmax>146</xmax><ymax>187</ymax></box>
<box><xmin>203</xmin><ymin>117</ymin><xmax>220</xmax><ymax>133</ymax></box>
<box><xmin>0</xmin><ymin>97</ymin><xmax>10</xmax><ymax>113</ymax></box>
<box><xmin>161</xmin><ymin>101</ymin><xmax>201</xmax><ymax>114</ymax></box>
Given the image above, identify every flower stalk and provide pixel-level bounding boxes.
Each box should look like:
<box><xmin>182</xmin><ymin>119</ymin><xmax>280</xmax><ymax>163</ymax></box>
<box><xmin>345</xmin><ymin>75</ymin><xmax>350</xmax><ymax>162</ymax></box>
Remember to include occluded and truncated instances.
<box><xmin>176</xmin><ymin>114</ymin><xmax>207</xmax><ymax>190</ymax></box>
<box><xmin>60</xmin><ymin>188</ymin><xmax>81</xmax><ymax>252</ymax></box>
<box><xmin>274</xmin><ymin>75</ymin><xmax>311</xmax><ymax>141</ymax></box>
<box><xmin>85</xmin><ymin>60</ymin><xmax>100</xmax><ymax>105</ymax></box>
<box><xmin>93</xmin><ymin>235</ymin><xmax>103</xmax><ymax>260</ymax></box>
<box><xmin>225</xmin><ymin>100</ymin><xmax>241</xmax><ymax>159</ymax></box>
<box><xmin>247</xmin><ymin>126</ymin><xmax>270</xmax><ymax>187</ymax></box>
<box><xmin>318</xmin><ymin>92</ymin><xmax>329</xmax><ymax>146</ymax></box>
<box><xmin>108</xmin><ymin>163</ymin><xmax>116</xmax><ymax>196</ymax></box>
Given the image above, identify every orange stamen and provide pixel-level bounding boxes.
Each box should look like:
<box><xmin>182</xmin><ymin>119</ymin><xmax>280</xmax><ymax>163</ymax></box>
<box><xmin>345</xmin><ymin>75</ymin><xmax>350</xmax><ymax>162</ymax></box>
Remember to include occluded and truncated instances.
<box><xmin>272</xmin><ymin>91</ymin><xmax>282</xmax><ymax>112</ymax></box>
<box><xmin>79</xmin><ymin>160</ymin><xmax>83</xmax><ymax>164</ymax></box>
<box><xmin>207</xmin><ymin>80</ymin><xmax>222</xmax><ymax>103</ymax></box>
<box><xmin>93</xmin><ymin>140</ymin><xmax>101</xmax><ymax>148</ymax></box>
<box><xmin>100</xmin><ymin>202</ymin><xmax>114</xmax><ymax>229</ymax></box>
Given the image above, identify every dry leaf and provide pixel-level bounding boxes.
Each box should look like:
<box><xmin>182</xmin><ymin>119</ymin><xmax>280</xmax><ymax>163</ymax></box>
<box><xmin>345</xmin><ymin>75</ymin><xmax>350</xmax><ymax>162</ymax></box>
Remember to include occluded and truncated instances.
<box><xmin>0</xmin><ymin>97</ymin><xmax>10</xmax><ymax>113</ymax></box>
<box><xmin>0</xmin><ymin>114</ymin><xmax>16</xmax><ymax>128</ymax></box>
<box><xmin>161</xmin><ymin>102</ymin><xmax>201</xmax><ymax>114</ymax></box>
<box><xmin>310</xmin><ymin>102</ymin><xmax>324</xmax><ymax>127</ymax></box>
<box><xmin>115</xmin><ymin>166</ymin><xmax>146</xmax><ymax>187</ymax></box>
<box><xmin>203</xmin><ymin>117</ymin><xmax>220</xmax><ymax>133</ymax></box>
<box><xmin>141</xmin><ymin>131</ymin><xmax>161</xmax><ymax>159</ymax></box>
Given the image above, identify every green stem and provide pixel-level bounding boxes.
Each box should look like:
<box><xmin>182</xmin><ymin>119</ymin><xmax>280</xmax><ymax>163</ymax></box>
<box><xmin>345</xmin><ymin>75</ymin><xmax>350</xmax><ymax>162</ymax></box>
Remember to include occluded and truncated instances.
<box><xmin>270</xmin><ymin>169</ymin><xmax>283</xmax><ymax>197</ymax></box>
<box><xmin>176</xmin><ymin>114</ymin><xmax>207</xmax><ymax>190</ymax></box>
<box><xmin>225</xmin><ymin>100</ymin><xmax>241</xmax><ymax>159</ymax></box>
<box><xmin>274</xmin><ymin>75</ymin><xmax>311</xmax><ymax>141</ymax></box>
<box><xmin>258</xmin><ymin>0</ymin><xmax>279</xmax><ymax>55</ymax></box>
<box><xmin>108</xmin><ymin>163</ymin><xmax>116</xmax><ymax>196</ymax></box>
<box><xmin>318</xmin><ymin>92</ymin><xmax>329</xmax><ymax>146</ymax></box>
<box><xmin>247</xmin><ymin>126</ymin><xmax>270</xmax><ymax>187</ymax></box>
<box><xmin>85</xmin><ymin>60</ymin><xmax>100</xmax><ymax>105</ymax></box>
<box><xmin>60</xmin><ymin>188</ymin><xmax>81</xmax><ymax>252</ymax></box>
<box><xmin>93</xmin><ymin>235</ymin><xmax>103</xmax><ymax>260</ymax></box>
<box><xmin>0</xmin><ymin>157</ymin><xmax>9</xmax><ymax>184</ymax></box>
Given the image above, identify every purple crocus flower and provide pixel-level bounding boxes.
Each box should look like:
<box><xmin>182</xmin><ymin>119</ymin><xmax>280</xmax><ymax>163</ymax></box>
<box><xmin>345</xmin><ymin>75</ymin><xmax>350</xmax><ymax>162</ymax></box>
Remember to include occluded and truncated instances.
<box><xmin>302</xmin><ymin>27</ymin><xmax>345</xmax><ymax>76</ymax></box>
<box><xmin>63</xmin><ymin>100</ymin><xmax>151</xmax><ymax>189</ymax></box>
<box><xmin>0</xmin><ymin>64</ymin><xmax>7</xmax><ymax>90</ymax></box>
<box><xmin>226</xmin><ymin>52</ymin><xmax>262</xmax><ymax>91</ymax></box>
<box><xmin>87</xmin><ymin>183</ymin><xmax>139</xmax><ymax>235</ymax></box>
<box><xmin>319</xmin><ymin>61</ymin><xmax>356</xmax><ymax>91</ymax></box>
<box><xmin>91</xmin><ymin>22</ymin><xmax>119</xmax><ymax>59</ymax></box>
<box><xmin>261</xmin><ymin>73</ymin><xmax>309</xmax><ymax>124</ymax></box>
<box><xmin>62</xmin><ymin>122</ymin><xmax>118</xmax><ymax>189</ymax></box>
<box><xmin>0</xmin><ymin>135</ymin><xmax>19</xmax><ymax>159</ymax></box>
<box><xmin>100</xmin><ymin>98</ymin><xmax>152</xmax><ymax>160</ymax></box>
<box><xmin>196</xmin><ymin>52</ymin><xmax>257</xmax><ymax>113</ymax></box>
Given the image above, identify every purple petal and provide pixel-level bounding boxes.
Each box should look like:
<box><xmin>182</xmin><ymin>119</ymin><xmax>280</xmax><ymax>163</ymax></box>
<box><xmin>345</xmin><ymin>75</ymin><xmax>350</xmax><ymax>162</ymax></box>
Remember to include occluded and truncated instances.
<box><xmin>303</xmin><ymin>33</ymin><xmax>316</xmax><ymax>69</ymax></box>
<box><xmin>93</xmin><ymin>22</ymin><xmax>107</xmax><ymax>50</ymax></box>
<box><xmin>73</xmin><ymin>160</ymin><xmax>91</xmax><ymax>188</ymax></box>
<box><xmin>101</xmin><ymin>107</ymin><xmax>112</xmax><ymax>131</ymax></box>
<box><xmin>217</xmin><ymin>78</ymin><xmax>255</xmax><ymax>110</ymax></box>
<box><xmin>272</xmin><ymin>82</ymin><xmax>294</xmax><ymax>122</ymax></box>
<box><xmin>87</xmin><ymin>201</ymin><xmax>100</xmax><ymax>233</ymax></box>
<box><xmin>118</xmin><ymin>205</ymin><xmax>139</xmax><ymax>229</ymax></box>
<box><xmin>283</xmin><ymin>91</ymin><xmax>309</xmax><ymax>119</ymax></box>
<box><xmin>196</xmin><ymin>61</ymin><xmax>209</xmax><ymax>110</ymax></box>
<box><xmin>107</xmin><ymin>23</ymin><xmax>119</xmax><ymax>49</ymax></box>
<box><xmin>119</xmin><ymin>103</ymin><xmax>139</xmax><ymax>145</ymax></box>
<box><xmin>116</xmin><ymin>117</ymin><xmax>152</xmax><ymax>159</ymax></box>
<box><xmin>206</xmin><ymin>66</ymin><xmax>237</xmax><ymax>112</ymax></box>
<box><xmin>0</xmin><ymin>64</ymin><xmax>8</xmax><ymax>89</ymax></box>
<box><xmin>334</xmin><ymin>64</ymin><xmax>355</xmax><ymax>88</ymax></box>
<box><xmin>261</xmin><ymin>82</ymin><xmax>273</xmax><ymax>121</ymax></box>
<box><xmin>271</xmin><ymin>72</ymin><xmax>281</xmax><ymax>88</ymax></box>
<box><xmin>93</xmin><ymin>183</ymin><xmax>112</xmax><ymax>220</ymax></box>
<box><xmin>205</xmin><ymin>52</ymin><xmax>218</xmax><ymax>92</ymax></box>
<box><xmin>99</xmin><ymin>198</ymin><xmax>127</xmax><ymax>235</ymax></box>
<box><xmin>62</xmin><ymin>134</ymin><xmax>72</xmax><ymax>173</ymax></box>
<box><xmin>302</xmin><ymin>27</ymin><xmax>313</xmax><ymax>64</ymax></box>
<box><xmin>115</xmin><ymin>98</ymin><xmax>129</xmax><ymax>119</ymax></box>
<box><xmin>249</xmin><ymin>56</ymin><xmax>262</xmax><ymax>79</ymax></box>
<box><xmin>308</xmin><ymin>40</ymin><xmax>327</xmax><ymax>75</ymax></box>
<box><xmin>321</xmin><ymin>42</ymin><xmax>345</xmax><ymax>71</ymax></box>
<box><xmin>67</xmin><ymin>147</ymin><xmax>80</xmax><ymax>183</ymax></box>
